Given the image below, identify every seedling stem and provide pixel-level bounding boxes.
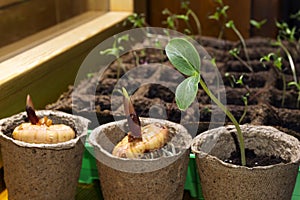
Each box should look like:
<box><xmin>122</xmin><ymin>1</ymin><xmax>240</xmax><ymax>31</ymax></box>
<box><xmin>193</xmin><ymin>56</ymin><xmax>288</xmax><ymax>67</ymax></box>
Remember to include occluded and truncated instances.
<box><xmin>199</xmin><ymin>78</ymin><xmax>246</xmax><ymax>165</ymax></box>
<box><xmin>226</xmin><ymin>20</ymin><xmax>252</xmax><ymax>71</ymax></box>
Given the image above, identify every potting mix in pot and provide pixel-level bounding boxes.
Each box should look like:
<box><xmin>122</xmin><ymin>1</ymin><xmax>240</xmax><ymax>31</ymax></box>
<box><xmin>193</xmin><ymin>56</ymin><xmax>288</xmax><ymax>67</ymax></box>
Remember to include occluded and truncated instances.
<box><xmin>223</xmin><ymin>144</ymin><xmax>288</xmax><ymax>167</ymax></box>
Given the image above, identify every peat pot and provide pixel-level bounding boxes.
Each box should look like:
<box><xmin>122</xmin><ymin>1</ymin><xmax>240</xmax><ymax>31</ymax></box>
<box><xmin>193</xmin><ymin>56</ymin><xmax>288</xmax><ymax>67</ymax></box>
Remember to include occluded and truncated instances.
<box><xmin>191</xmin><ymin>125</ymin><xmax>300</xmax><ymax>200</ymax></box>
<box><xmin>88</xmin><ymin>118</ymin><xmax>192</xmax><ymax>200</ymax></box>
<box><xmin>0</xmin><ymin>110</ymin><xmax>89</xmax><ymax>200</ymax></box>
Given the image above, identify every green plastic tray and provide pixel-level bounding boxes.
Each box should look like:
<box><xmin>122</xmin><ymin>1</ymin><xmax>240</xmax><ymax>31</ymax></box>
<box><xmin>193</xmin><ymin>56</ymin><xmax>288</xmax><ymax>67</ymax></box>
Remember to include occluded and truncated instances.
<box><xmin>292</xmin><ymin>168</ymin><xmax>300</xmax><ymax>199</ymax></box>
<box><xmin>78</xmin><ymin>141</ymin><xmax>98</xmax><ymax>184</ymax></box>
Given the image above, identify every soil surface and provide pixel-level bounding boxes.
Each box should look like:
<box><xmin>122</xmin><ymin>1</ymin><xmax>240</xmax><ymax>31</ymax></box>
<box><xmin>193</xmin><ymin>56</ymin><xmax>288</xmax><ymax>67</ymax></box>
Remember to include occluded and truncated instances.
<box><xmin>224</xmin><ymin>149</ymin><xmax>288</xmax><ymax>167</ymax></box>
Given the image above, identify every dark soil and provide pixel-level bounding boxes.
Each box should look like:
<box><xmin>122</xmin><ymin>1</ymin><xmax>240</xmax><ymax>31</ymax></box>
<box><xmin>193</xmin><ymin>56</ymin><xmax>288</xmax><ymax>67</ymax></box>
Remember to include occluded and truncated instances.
<box><xmin>224</xmin><ymin>149</ymin><xmax>288</xmax><ymax>167</ymax></box>
<box><xmin>46</xmin><ymin>36</ymin><xmax>300</xmax><ymax>140</ymax></box>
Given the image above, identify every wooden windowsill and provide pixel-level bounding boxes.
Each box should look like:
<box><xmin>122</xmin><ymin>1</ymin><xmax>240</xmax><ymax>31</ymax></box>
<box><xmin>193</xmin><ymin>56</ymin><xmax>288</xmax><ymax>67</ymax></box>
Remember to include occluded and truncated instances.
<box><xmin>0</xmin><ymin>11</ymin><xmax>132</xmax><ymax>118</ymax></box>
<box><xmin>0</xmin><ymin>11</ymin><xmax>107</xmax><ymax>62</ymax></box>
<box><xmin>0</xmin><ymin>11</ymin><xmax>131</xmax><ymax>84</ymax></box>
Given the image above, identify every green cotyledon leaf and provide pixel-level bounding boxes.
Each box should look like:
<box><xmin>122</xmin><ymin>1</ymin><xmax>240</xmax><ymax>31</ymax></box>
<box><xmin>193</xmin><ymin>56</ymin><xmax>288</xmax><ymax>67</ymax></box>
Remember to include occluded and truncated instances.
<box><xmin>165</xmin><ymin>38</ymin><xmax>201</xmax><ymax>76</ymax></box>
<box><xmin>175</xmin><ymin>75</ymin><xmax>199</xmax><ymax>110</ymax></box>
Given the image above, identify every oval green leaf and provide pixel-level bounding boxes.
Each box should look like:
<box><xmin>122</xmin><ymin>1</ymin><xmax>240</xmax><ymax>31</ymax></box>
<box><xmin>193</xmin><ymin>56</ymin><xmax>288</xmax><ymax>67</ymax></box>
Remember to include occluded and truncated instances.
<box><xmin>166</xmin><ymin>38</ymin><xmax>201</xmax><ymax>76</ymax></box>
<box><xmin>175</xmin><ymin>75</ymin><xmax>199</xmax><ymax>110</ymax></box>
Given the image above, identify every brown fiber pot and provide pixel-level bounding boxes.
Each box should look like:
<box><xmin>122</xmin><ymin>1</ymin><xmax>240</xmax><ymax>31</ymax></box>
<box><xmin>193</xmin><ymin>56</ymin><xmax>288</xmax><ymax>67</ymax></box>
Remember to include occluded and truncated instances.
<box><xmin>191</xmin><ymin>125</ymin><xmax>300</xmax><ymax>200</ymax></box>
<box><xmin>88</xmin><ymin>118</ymin><xmax>192</xmax><ymax>200</ymax></box>
<box><xmin>0</xmin><ymin>110</ymin><xmax>89</xmax><ymax>200</ymax></box>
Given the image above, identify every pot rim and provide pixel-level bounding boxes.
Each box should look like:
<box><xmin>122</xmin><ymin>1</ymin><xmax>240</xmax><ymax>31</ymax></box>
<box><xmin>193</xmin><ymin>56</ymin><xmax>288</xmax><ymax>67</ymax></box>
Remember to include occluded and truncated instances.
<box><xmin>194</xmin><ymin>151</ymin><xmax>300</xmax><ymax>170</ymax></box>
<box><xmin>191</xmin><ymin>124</ymin><xmax>300</xmax><ymax>170</ymax></box>
<box><xmin>0</xmin><ymin>110</ymin><xmax>89</xmax><ymax>149</ymax></box>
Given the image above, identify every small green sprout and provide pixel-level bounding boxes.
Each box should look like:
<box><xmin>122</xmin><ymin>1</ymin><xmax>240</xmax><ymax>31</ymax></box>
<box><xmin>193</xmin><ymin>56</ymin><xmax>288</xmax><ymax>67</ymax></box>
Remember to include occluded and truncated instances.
<box><xmin>260</xmin><ymin>53</ymin><xmax>286</xmax><ymax>107</ymax></box>
<box><xmin>250</xmin><ymin>19</ymin><xmax>267</xmax><ymax>29</ymax></box>
<box><xmin>276</xmin><ymin>21</ymin><xmax>296</xmax><ymax>42</ymax></box>
<box><xmin>86</xmin><ymin>73</ymin><xmax>95</xmax><ymax>78</ymax></box>
<box><xmin>209</xmin><ymin>5</ymin><xmax>229</xmax><ymax>21</ymax></box>
<box><xmin>226</xmin><ymin>20</ymin><xmax>252</xmax><ymax>71</ymax></box>
<box><xmin>239</xmin><ymin>92</ymin><xmax>249</xmax><ymax>124</ymax></box>
<box><xmin>210</xmin><ymin>57</ymin><xmax>217</xmax><ymax>66</ymax></box>
<box><xmin>162</xmin><ymin>1</ymin><xmax>201</xmax><ymax>36</ymax></box>
<box><xmin>232</xmin><ymin>75</ymin><xmax>249</xmax><ymax>124</ymax></box>
<box><xmin>273</xmin><ymin>20</ymin><xmax>299</xmax><ymax>107</ymax></box>
<box><xmin>181</xmin><ymin>0</ymin><xmax>202</xmax><ymax>36</ymax></box>
<box><xmin>208</xmin><ymin>0</ymin><xmax>229</xmax><ymax>39</ymax></box>
<box><xmin>274</xmin><ymin>13</ymin><xmax>299</xmax><ymax>99</ymax></box>
<box><xmin>290</xmin><ymin>10</ymin><xmax>300</xmax><ymax>21</ymax></box>
<box><xmin>124</xmin><ymin>13</ymin><xmax>147</xmax><ymax>28</ymax></box>
<box><xmin>229</xmin><ymin>48</ymin><xmax>253</xmax><ymax>72</ymax></box>
<box><xmin>203</xmin><ymin>106</ymin><xmax>212</xmax><ymax>115</ymax></box>
<box><xmin>225</xmin><ymin>73</ymin><xmax>245</xmax><ymax>88</ymax></box>
<box><xmin>224</xmin><ymin>73</ymin><xmax>249</xmax><ymax>123</ymax></box>
<box><xmin>272</xmin><ymin>40</ymin><xmax>298</xmax><ymax>84</ymax></box>
<box><xmin>100</xmin><ymin>34</ymin><xmax>129</xmax><ymax>80</ymax></box>
<box><xmin>225</xmin><ymin>72</ymin><xmax>235</xmax><ymax>87</ymax></box>
<box><xmin>162</xmin><ymin>8</ymin><xmax>179</xmax><ymax>31</ymax></box>
<box><xmin>166</xmin><ymin>38</ymin><xmax>246</xmax><ymax>166</ymax></box>
<box><xmin>235</xmin><ymin>74</ymin><xmax>245</xmax><ymax>86</ymax></box>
